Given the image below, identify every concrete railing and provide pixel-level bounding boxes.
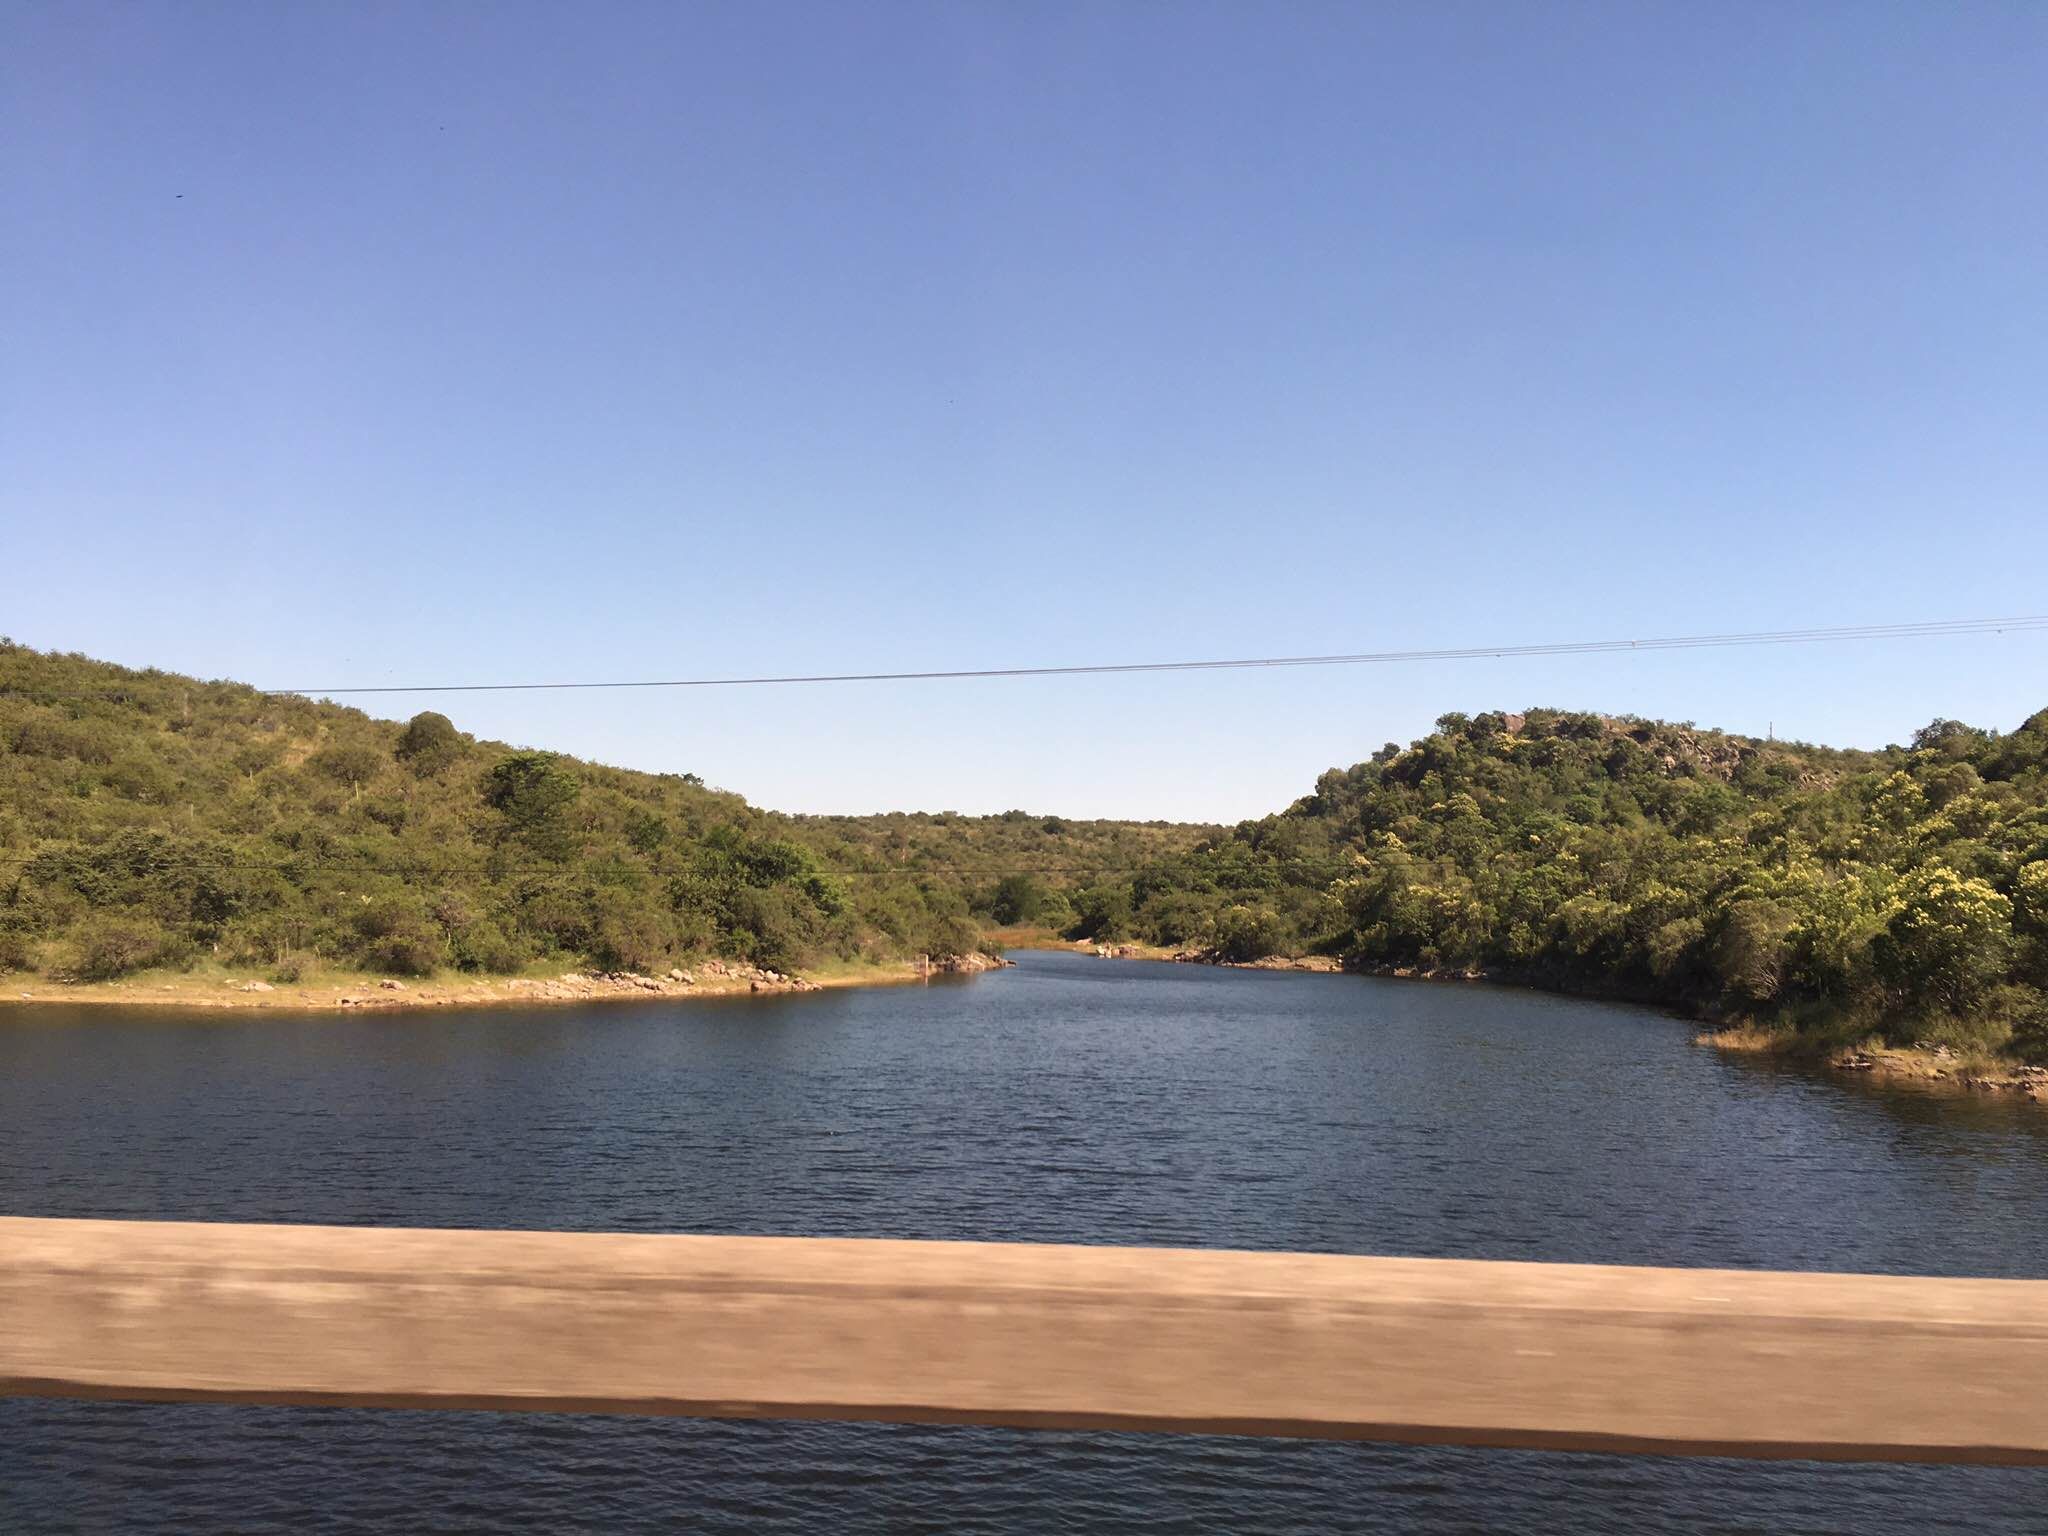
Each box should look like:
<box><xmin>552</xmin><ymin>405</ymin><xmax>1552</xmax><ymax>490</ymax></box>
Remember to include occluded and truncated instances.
<box><xmin>4</xmin><ymin>1217</ymin><xmax>2047</xmax><ymax>1464</ymax></box>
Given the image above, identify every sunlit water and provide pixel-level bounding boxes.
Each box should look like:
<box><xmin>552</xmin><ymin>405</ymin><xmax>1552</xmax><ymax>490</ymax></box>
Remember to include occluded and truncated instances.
<box><xmin>5</xmin><ymin>949</ymin><xmax>2046</xmax><ymax>1533</ymax></box>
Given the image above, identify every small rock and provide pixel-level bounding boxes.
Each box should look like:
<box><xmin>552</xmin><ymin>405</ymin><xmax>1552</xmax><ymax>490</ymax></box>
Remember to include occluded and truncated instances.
<box><xmin>378</xmin><ymin>979</ymin><xmax>406</xmax><ymax>991</ymax></box>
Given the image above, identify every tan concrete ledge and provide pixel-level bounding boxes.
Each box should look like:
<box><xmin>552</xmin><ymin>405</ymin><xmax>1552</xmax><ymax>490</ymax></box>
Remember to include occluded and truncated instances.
<box><xmin>4</xmin><ymin>1217</ymin><xmax>2047</xmax><ymax>1464</ymax></box>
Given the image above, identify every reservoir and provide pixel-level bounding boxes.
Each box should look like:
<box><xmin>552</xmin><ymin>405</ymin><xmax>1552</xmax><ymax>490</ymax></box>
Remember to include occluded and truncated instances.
<box><xmin>5</xmin><ymin>949</ymin><xmax>2045</xmax><ymax>1532</ymax></box>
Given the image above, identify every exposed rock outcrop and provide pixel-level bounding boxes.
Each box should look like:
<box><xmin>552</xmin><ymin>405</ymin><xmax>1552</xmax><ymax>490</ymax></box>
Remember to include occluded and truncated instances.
<box><xmin>931</xmin><ymin>952</ymin><xmax>1015</xmax><ymax>974</ymax></box>
<box><xmin>501</xmin><ymin>964</ymin><xmax>823</xmax><ymax>1002</ymax></box>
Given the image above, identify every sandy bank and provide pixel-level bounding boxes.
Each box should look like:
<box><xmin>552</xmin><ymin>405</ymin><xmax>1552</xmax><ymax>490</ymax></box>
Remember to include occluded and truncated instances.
<box><xmin>0</xmin><ymin>952</ymin><xmax>1013</xmax><ymax>1014</ymax></box>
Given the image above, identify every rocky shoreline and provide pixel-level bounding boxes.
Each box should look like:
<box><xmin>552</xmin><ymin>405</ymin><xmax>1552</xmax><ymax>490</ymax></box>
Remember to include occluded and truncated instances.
<box><xmin>1083</xmin><ymin>941</ymin><xmax>1405</xmax><ymax>977</ymax></box>
<box><xmin>1707</xmin><ymin>1029</ymin><xmax>2048</xmax><ymax>1103</ymax></box>
<box><xmin>454</xmin><ymin>958</ymin><xmax>823</xmax><ymax>1008</ymax></box>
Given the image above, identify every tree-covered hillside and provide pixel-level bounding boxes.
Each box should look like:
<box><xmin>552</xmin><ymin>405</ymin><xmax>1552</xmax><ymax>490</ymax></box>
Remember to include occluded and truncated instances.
<box><xmin>0</xmin><ymin>643</ymin><xmax>1207</xmax><ymax>982</ymax></box>
<box><xmin>1066</xmin><ymin>709</ymin><xmax>2048</xmax><ymax>1061</ymax></box>
<box><xmin>7</xmin><ymin>642</ymin><xmax>2043</xmax><ymax>1063</ymax></box>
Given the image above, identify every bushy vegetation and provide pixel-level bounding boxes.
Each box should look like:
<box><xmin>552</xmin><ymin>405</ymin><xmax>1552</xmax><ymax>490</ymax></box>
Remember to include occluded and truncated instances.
<box><xmin>7</xmin><ymin>643</ymin><xmax>2041</xmax><ymax>1063</ymax></box>
<box><xmin>0</xmin><ymin>643</ymin><xmax>1206</xmax><ymax>983</ymax></box>
<box><xmin>1066</xmin><ymin>709</ymin><xmax>2048</xmax><ymax>1062</ymax></box>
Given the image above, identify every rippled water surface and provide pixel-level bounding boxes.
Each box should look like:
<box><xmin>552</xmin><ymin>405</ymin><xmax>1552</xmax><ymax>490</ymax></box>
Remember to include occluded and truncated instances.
<box><xmin>6</xmin><ymin>950</ymin><xmax>2047</xmax><ymax>1532</ymax></box>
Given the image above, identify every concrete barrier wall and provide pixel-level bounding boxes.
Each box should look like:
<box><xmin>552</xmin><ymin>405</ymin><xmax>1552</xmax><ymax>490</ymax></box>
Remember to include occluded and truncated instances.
<box><xmin>5</xmin><ymin>1217</ymin><xmax>2047</xmax><ymax>1464</ymax></box>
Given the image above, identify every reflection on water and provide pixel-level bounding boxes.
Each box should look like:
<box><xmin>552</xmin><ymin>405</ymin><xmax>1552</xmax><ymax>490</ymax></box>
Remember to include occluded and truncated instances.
<box><xmin>4</xmin><ymin>950</ymin><xmax>2045</xmax><ymax>1533</ymax></box>
<box><xmin>1715</xmin><ymin>1041</ymin><xmax>2048</xmax><ymax>1144</ymax></box>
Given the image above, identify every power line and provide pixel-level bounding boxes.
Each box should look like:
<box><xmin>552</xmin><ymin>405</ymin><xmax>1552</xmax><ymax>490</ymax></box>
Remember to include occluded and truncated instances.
<box><xmin>263</xmin><ymin>615</ymin><xmax>2048</xmax><ymax>696</ymax></box>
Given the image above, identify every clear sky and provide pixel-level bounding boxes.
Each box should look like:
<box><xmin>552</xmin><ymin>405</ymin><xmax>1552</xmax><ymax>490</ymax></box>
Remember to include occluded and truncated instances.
<box><xmin>5</xmin><ymin>2</ymin><xmax>2045</xmax><ymax>822</ymax></box>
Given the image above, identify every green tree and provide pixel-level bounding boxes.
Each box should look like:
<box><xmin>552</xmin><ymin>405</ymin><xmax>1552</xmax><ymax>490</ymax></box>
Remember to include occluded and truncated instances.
<box><xmin>1872</xmin><ymin>867</ymin><xmax>2015</xmax><ymax>1016</ymax></box>
<box><xmin>988</xmin><ymin>872</ymin><xmax>1052</xmax><ymax>926</ymax></box>
<box><xmin>394</xmin><ymin>711</ymin><xmax>464</xmax><ymax>774</ymax></box>
<box><xmin>623</xmin><ymin>810</ymin><xmax>670</xmax><ymax>855</ymax></box>
<box><xmin>2006</xmin><ymin>860</ymin><xmax>2048</xmax><ymax>985</ymax></box>
<box><xmin>482</xmin><ymin>752</ymin><xmax>581</xmax><ymax>858</ymax></box>
<box><xmin>1064</xmin><ymin>884</ymin><xmax>1132</xmax><ymax>942</ymax></box>
<box><xmin>1213</xmin><ymin>904</ymin><xmax>1285</xmax><ymax>963</ymax></box>
<box><xmin>1707</xmin><ymin>898</ymin><xmax>1794</xmax><ymax>1009</ymax></box>
<box><xmin>308</xmin><ymin>742</ymin><xmax>385</xmax><ymax>792</ymax></box>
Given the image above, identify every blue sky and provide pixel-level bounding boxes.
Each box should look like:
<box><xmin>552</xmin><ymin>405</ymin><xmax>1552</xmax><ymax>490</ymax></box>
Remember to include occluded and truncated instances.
<box><xmin>5</xmin><ymin>2</ymin><xmax>2044</xmax><ymax>821</ymax></box>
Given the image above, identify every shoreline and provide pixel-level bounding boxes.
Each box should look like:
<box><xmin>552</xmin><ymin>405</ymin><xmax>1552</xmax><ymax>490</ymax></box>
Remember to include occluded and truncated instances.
<box><xmin>0</xmin><ymin>952</ymin><xmax>1013</xmax><ymax>1014</ymax></box>
<box><xmin>1016</xmin><ymin>938</ymin><xmax>2048</xmax><ymax>1105</ymax></box>
<box><xmin>9</xmin><ymin>941</ymin><xmax>2039</xmax><ymax>1105</ymax></box>
<box><xmin>1700</xmin><ymin>1024</ymin><xmax>2048</xmax><ymax>1103</ymax></box>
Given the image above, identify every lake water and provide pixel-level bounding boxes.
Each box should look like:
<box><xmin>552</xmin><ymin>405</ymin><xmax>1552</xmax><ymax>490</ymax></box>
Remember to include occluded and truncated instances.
<box><xmin>5</xmin><ymin>949</ymin><xmax>2047</xmax><ymax>1533</ymax></box>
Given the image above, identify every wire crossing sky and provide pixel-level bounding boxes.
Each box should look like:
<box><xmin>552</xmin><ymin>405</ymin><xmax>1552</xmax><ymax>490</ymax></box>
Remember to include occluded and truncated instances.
<box><xmin>268</xmin><ymin>618</ymin><xmax>2048</xmax><ymax>696</ymax></box>
<box><xmin>5</xmin><ymin>4</ymin><xmax>2046</xmax><ymax>818</ymax></box>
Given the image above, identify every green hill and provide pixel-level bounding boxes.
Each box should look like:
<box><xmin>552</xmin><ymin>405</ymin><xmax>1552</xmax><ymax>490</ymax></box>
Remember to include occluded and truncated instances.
<box><xmin>1066</xmin><ymin>708</ymin><xmax>2048</xmax><ymax>1061</ymax></box>
<box><xmin>0</xmin><ymin>642</ymin><xmax>1208</xmax><ymax>983</ymax></box>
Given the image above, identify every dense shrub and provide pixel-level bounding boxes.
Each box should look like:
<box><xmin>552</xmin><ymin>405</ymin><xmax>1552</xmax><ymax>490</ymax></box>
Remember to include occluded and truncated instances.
<box><xmin>587</xmin><ymin>897</ymin><xmax>677</xmax><ymax>973</ymax></box>
<box><xmin>2004</xmin><ymin>987</ymin><xmax>2048</xmax><ymax>1066</ymax></box>
<box><xmin>60</xmin><ymin>918</ymin><xmax>172</xmax><ymax>981</ymax></box>
<box><xmin>308</xmin><ymin>743</ymin><xmax>385</xmax><ymax>790</ymax></box>
<box><xmin>1212</xmin><ymin>904</ymin><xmax>1286</xmax><ymax>963</ymax></box>
<box><xmin>450</xmin><ymin>919</ymin><xmax>523</xmax><ymax>974</ymax></box>
<box><xmin>0</xmin><ymin>929</ymin><xmax>38</xmax><ymax>973</ymax></box>
<box><xmin>364</xmin><ymin>929</ymin><xmax>444</xmax><ymax>977</ymax></box>
<box><xmin>352</xmin><ymin>893</ymin><xmax>445</xmax><ymax>976</ymax></box>
<box><xmin>721</xmin><ymin>885</ymin><xmax>822</xmax><ymax>971</ymax></box>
